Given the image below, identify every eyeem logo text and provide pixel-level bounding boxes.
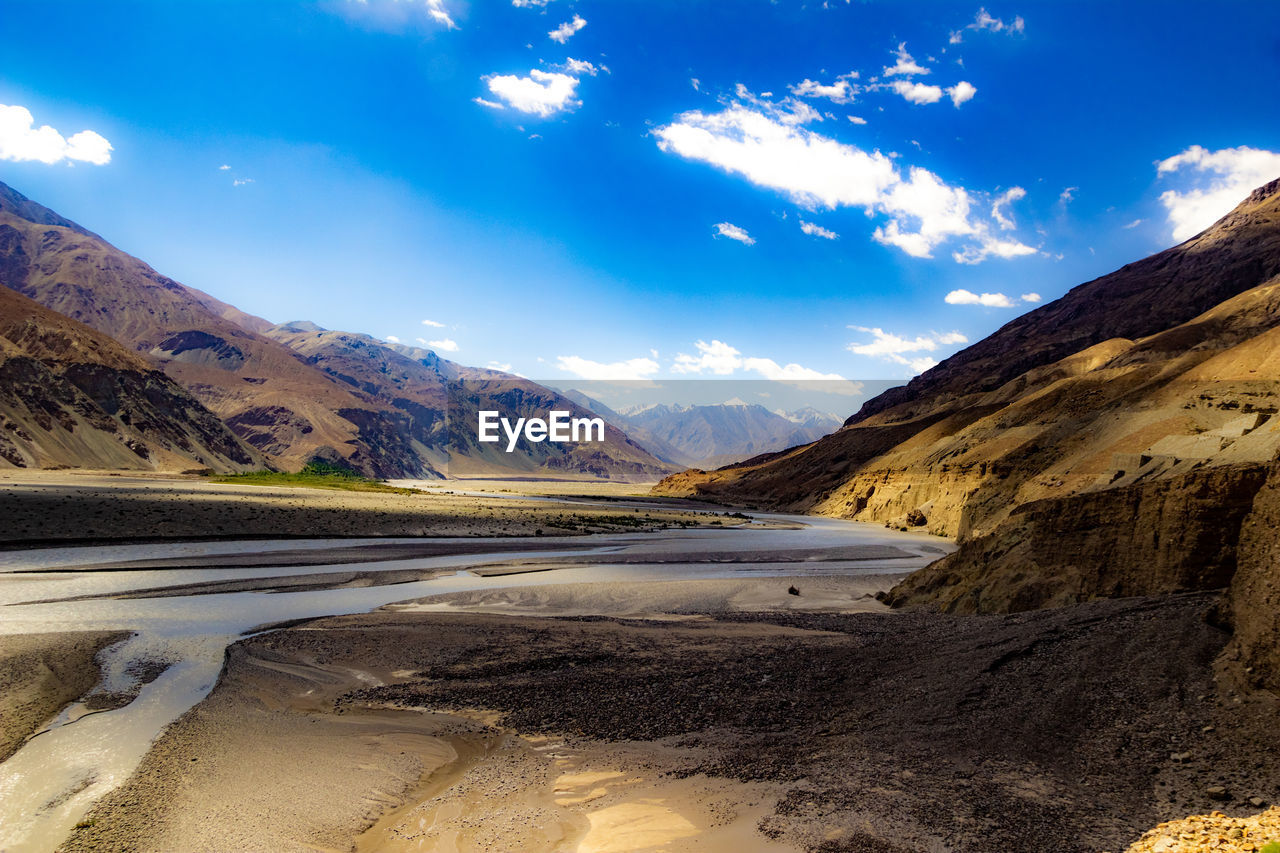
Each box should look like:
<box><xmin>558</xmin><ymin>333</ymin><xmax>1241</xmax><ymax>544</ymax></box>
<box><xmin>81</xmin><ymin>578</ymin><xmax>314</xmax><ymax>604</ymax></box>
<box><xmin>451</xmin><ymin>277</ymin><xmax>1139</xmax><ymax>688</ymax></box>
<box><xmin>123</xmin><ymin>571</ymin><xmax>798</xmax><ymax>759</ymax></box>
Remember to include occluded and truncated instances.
<box><xmin>478</xmin><ymin>410</ymin><xmax>606</xmax><ymax>452</ymax></box>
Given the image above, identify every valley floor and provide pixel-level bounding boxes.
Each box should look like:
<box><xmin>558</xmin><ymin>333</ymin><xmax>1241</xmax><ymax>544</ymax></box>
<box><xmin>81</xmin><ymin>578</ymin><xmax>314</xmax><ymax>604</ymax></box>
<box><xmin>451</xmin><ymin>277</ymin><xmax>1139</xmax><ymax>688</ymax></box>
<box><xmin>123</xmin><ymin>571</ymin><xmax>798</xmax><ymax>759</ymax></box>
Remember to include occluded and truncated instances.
<box><xmin>1</xmin><ymin>479</ymin><xmax>1277</xmax><ymax>852</ymax></box>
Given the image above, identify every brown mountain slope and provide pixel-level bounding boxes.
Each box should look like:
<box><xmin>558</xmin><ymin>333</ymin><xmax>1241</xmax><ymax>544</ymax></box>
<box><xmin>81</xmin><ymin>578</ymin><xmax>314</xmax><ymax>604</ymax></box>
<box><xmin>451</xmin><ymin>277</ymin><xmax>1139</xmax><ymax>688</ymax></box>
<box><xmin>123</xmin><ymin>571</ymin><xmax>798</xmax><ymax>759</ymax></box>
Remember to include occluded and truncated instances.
<box><xmin>0</xmin><ymin>286</ymin><xmax>261</xmax><ymax>471</ymax></box>
<box><xmin>847</xmin><ymin>177</ymin><xmax>1280</xmax><ymax>426</ymax></box>
<box><xmin>0</xmin><ymin>182</ymin><xmax>405</xmax><ymax>474</ymax></box>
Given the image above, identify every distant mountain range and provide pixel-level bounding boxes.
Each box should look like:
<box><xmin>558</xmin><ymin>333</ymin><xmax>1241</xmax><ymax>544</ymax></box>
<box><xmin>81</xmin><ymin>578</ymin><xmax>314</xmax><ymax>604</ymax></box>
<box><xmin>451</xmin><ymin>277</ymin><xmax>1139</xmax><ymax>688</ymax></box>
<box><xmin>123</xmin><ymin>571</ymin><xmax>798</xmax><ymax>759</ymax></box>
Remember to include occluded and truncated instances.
<box><xmin>0</xmin><ymin>180</ymin><xmax>672</xmax><ymax>481</ymax></box>
<box><xmin>562</xmin><ymin>392</ymin><xmax>841</xmax><ymax>469</ymax></box>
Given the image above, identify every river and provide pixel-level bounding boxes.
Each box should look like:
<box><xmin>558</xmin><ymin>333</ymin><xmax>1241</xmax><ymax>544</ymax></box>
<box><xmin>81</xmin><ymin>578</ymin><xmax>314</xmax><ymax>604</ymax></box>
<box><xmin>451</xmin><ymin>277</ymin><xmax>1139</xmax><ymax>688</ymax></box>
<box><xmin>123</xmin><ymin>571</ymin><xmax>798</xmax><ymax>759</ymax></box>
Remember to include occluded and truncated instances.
<box><xmin>0</xmin><ymin>509</ymin><xmax>951</xmax><ymax>852</ymax></box>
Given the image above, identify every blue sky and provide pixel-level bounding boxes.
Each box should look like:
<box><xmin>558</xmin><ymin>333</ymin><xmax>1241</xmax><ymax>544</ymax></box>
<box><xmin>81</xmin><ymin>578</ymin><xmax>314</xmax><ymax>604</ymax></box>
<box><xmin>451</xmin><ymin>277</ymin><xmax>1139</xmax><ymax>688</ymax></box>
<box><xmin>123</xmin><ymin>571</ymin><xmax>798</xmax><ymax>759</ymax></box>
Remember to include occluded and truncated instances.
<box><xmin>2</xmin><ymin>0</ymin><xmax>1279</xmax><ymax>389</ymax></box>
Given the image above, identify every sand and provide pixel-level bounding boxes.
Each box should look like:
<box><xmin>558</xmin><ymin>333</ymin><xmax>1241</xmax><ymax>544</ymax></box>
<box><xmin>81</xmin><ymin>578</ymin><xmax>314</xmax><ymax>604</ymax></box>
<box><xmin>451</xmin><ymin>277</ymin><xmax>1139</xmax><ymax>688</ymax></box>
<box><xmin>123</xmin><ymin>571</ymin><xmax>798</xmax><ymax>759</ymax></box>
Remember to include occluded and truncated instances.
<box><xmin>0</xmin><ymin>630</ymin><xmax>129</xmax><ymax>762</ymax></box>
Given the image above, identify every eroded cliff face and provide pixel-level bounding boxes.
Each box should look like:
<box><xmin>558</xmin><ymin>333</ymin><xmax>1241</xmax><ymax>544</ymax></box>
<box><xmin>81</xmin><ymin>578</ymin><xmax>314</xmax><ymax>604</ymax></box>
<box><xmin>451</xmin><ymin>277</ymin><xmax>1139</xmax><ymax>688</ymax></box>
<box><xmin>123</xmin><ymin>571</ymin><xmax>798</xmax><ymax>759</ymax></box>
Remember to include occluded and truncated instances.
<box><xmin>1225</xmin><ymin>462</ymin><xmax>1280</xmax><ymax>693</ymax></box>
<box><xmin>882</xmin><ymin>465</ymin><xmax>1269</xmax><ymax>613</ymax></box>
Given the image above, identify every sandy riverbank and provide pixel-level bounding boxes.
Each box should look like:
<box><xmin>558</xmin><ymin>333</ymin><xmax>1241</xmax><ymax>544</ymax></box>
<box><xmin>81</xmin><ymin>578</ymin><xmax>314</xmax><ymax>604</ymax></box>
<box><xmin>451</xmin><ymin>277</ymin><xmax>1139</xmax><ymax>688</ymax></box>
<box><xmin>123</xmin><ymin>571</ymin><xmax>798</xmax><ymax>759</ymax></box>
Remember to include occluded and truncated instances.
<box><xmin>56</xmin><ymin>583</ymin><xmax>1280</xmax><ymax>853</ymax></box>
<box><xmin>0</xmin><ymin>630</ymin><xmax>129</xmax><ymax>762</ymax></box>
<box><xmin>0</xmin><ymin>470</ymin><xmax>726</xmax><ymax>546</ymax></box>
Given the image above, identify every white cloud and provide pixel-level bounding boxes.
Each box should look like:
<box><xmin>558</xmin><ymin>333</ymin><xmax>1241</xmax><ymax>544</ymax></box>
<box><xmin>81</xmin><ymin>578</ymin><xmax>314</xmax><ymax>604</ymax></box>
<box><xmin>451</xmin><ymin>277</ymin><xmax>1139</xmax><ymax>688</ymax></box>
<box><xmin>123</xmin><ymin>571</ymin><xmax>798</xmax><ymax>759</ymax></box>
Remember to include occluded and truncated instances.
<box><xmin>0</xmin><ymin>104</ymin><xmax>112</xmax><ymax>165</ymax></box>
<box><xmin>713</xmin><ymin>222</ymin><xmax>755</xmax><ymax>245</ymax></box>
<box><xmin>548</xmin><ymin>14</ymin><xmax>586</xmax><ymax>43</ymax></box>
<box><xmin>473</xmin><ymin>96</ymin><xmax>505</xmax><ymax>109</ymax></box>
<box><xmin>953</xmin><ymin>235</ymin><xmax>1037</xmax><ymax>264</ymax></box>
<box><xmin>690</xmin><ymin>78</ymin><xmax>701</xmax><ymax>92</ymax></box>
<box><xmin>557</xmin><ymin>355</ymin><xmax>661</xmax><ymax>380</ymax></box>
<box><xmin>1122</xmin><ymin>218</ymin><xmax>1143</xmax><ymax>229</ymax></box>
<box><xmin>990</xmin><ymin>186</ymin><xmax>1026</xmax><ymax>230</ymax></box>
<box><xmin>884</xmin><ymin>43</ymin><xmax>929</xmax><ymax>77</ymax></box>
<box><xmin>488</xmin><ymin>361</ymin><xmax>514</xmax><ymax>372</ymax></box>
<box><xmin>562</xmin><ymin>58</ymin><xmax>599</xmax><ymax>76</ymax></box>
<box><xmin>946</xmin><ymin>80</ymin><xmax>977</xmax><ymax>107</ymax></box>
<box><xmin>1020</xmin><ymin>292</ymin><xmax>1042</xmax><ymax>303</ymax></box>
<box><xmin>1156</xmin><ymin>144</ymin><xmax>1280</xmax><ymax>241</ymax></box>
<box><xmin>428</xmin><ymin>338</ymin><xmax>459</xmax><ymax>351</ymax></box>
<box><xmin>233</xmin><ymin>178</ymin><xmax>254</xmax><ymax>186</ymax></box>
<box><xmin>218</xmin><ymin>164</ymin><xmax>231</xmax><ymax>170</ymax></box>
<box><xmin>800</xmin><ymin>219</ymin><xmax>838</xmax><ymax>240</ymax></box>
<box><xmin>789</xmin><ymin>76</ymin><xmax>858</xmax><ymax>105</ymax></box>
<box><xmin>512</xmin><ymin>0</ymin><xmax>551</xmax><ymax>6</ymax></box>
<box><xmin>944</xmin><ymin>288</ymin><xmax>1014</xmax><ymax>307</ymax></box>
<box><xmin>672</xmin><ymin>339</ymin><xmax>844</xmax><ymax>381</ymax></box>
<box><xmin>848</xmin><ymin>115</ymin><xmax>867</xmax><ymax>125</ymax></box>
<box><xmin>421</xmin><ymin>319</ymin><xmax>445</xmax><ymax>327</ymax></box>
<box><xmin>890</xmin><ymin>80</ymin><xmax>943</xmax><ymax>105</ymax></box>
<box><xmin>484</xmin><ymin>69</ymin><xmax>580</xmax><ymax>117</ymax></box>
<box><xmin>654</xmin><ymin>96</ymin><xmax>1034</xmax><ymax>262</ymax></box>
<box><xmin>386</xmin><ymin>335</ymin><xmax>402</xmax><ymax>343</ymax></box>
<box><xmin>846</xmin><ymin>326</ymin><xmax>968</xmax><ymax>373</ymax></box>
<box><xmin>1059</xmin><ymin>186</ymin><xmax>1078</xmax><ymax>205</ymax></box>
<box><xmin>672</xmin><ymin>339</ymin><xmax>743</xmax><ymax>375</ymax></box>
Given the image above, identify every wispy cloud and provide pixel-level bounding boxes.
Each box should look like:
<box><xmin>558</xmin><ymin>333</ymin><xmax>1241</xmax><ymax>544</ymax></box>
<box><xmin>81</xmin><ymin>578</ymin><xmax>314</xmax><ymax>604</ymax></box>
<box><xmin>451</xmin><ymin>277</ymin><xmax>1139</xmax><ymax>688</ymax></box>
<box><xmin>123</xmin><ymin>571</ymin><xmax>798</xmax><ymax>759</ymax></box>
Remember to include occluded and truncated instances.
<box><xmin>950</xmin><ymin>7</ymin><xmax>1025</xmax><ymax>43</ymax></box>
<box><xmin>344</xmin><ymin>0</ymin><xmax>458</xmax><ymax>29</ymax></box>
<box><xmin>789</xmin><ymin>74</ymin><xmax>859</xmax><ymax>105</ymax></box>
<box><xmin>800</xmin><ymin>220</ymin><xmax>838</xmax><ymax>240</ymax></box>
<box><xmin>1156</xmin><ymin>144</ymin><xmax>1280</xmax><ymax>241</ymax></box>
<box><xmin>713</xmin><ymin>222</ymin><xmax>755</xmax><ymax>245</ymax></box>
<box><xmin>427</xmin><ymin>338</ymin><xmax>458</xmax><ymax>351</ymax></box>
<box><xmin>847</xmin><ymin>326</ymin><xmax>968</xmax><ymax>374</ymax></box>
<box><xmin>990</xmin><ymin>186</ymin><xmax>1026</xmax><ymax>230</ymax></box>
<box><xmin>548</xmin><ymin>14</ymin><xmax>586</xmax><ymax>43</ymax></box>
<box><xmin>0</xmin><ymin>104</ymin><xmax>112</xmax><ymax>165</ymax></box>
<box><xmin>421</xmin><ymin>319</ymin><xmax>445</xmax><ymax>328</ymax></box>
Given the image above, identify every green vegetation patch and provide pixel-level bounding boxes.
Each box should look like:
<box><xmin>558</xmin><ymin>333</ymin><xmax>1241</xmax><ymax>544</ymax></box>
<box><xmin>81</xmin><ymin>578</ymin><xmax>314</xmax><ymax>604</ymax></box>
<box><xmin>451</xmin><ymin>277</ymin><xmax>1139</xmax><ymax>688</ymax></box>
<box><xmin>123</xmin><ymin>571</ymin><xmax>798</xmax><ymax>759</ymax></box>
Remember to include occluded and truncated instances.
<box><xmin>211</xmin><ymin>462</ymin><xmax>419</xmax><ymax>494</ymax></box>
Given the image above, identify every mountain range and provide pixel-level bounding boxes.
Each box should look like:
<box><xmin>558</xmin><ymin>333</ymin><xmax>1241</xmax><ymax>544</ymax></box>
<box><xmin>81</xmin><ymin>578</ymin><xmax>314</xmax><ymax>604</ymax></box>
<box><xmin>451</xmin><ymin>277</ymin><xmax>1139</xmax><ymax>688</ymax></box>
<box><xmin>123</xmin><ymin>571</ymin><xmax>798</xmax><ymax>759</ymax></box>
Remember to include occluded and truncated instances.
<box><xmin>562</xmin><ymin>392</ymin><xmax>842</xmax><ymax>469</ymax></box>
<box><xmin>0</xmin><ymin>180</ymin><xmax>672</xmax><ymax>481</ymax></box>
